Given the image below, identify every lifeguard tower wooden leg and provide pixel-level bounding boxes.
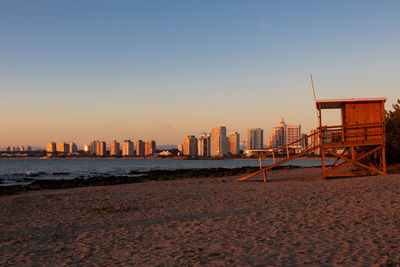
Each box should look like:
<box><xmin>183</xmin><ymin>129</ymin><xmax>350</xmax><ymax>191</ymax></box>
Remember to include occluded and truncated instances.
<box><xmin>321</xmin><ymin>148</ymin><xmax>326</xmax><ymax>179</ymax></box>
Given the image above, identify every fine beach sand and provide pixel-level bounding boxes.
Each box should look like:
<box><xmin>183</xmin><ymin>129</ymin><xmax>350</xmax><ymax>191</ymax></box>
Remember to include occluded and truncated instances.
<box><xmin>1</xmin><ymin>168</ymin><xmax>400</xmax><ymax>265</ymax></box>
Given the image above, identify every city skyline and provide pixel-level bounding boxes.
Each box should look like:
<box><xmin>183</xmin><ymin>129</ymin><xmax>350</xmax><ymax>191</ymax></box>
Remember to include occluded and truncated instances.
<box><xmin>0</xmin><ymin>122</ymin><xmax>298</xmax><ymax>150</ymax></box>
<box><xmin>1</xmin><ymin>1</ymin><xmax>400</xmax><ymax>149</ymax></box>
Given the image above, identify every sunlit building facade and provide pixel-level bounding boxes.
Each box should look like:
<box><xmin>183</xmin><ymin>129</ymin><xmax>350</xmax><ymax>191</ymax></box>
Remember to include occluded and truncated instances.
<box><xmin>110</xmin><ymin>140</ymin><xmax>120</xmax><ymax>156</ymax></box>
<box><xmin>96</xmin><ymin>141</ymin><xmax>106</xmax><ymax>156</ymax></box>
<box><xmin>268</xmin><ymin>119</ymin><xmax>302</xmax><ymax>151</ymax></box>
<box><xmin>47</xmin><ymin>142</ymin><xmax>57</xmax><ymax>154</ymax></box>
<box><xmin>247</xmin><ymin>128</ymin><xmax>264</xmax><ymax>150</ymax></box>
<box><xmin>210</xmin><ymin>126</ymin><xmax>227</xmax><ymax>157</ymax></box>
<box><xmin>136</xmin><ymin>140</ymin><xmax>145</xmax><ymax>156</ymax></box>
<box><xmin>122</xmin><ymin>140</ymin><xmax>134</xmax><ymax>156</ymax></box>
<box><xmin>57</xmin><ymin>142</ymin><xmax>70</xmax><ymax>154</ymax></box>
<box><xmin>177</xmin><ymin>144</ymin><xmax>183</xmax><ymax>153</ymax></box>
<box><xmin>69</xmin><ymin>142</ymin><xmax>78</xmax><ymax>154</ymax></box>
<box><xmin>183</xmin><ymin>135</ymin><xmax>198</xmax><ymax>156</ymax></box>
<box><xmin>89</xmin><ymin>141</ymin><xmax>97</xmax><ymax>156</ymax></box>
<box><xmin>287</xmin><ymin>125</ymin><xmax>301</xmax><ymax>145</ymax></box>
<box><xmin>228</xmin><ymin>132</ymin><xmax>240</xmax><ymax>155</ymax></box>
<box><xmin>198</xmin><ymin>133</ymin><xmax>211</xmax><ymax>156</ymax></box>
<box><xmin>145</xmin><ymin>140</ymin><xmax>156</xmax><ymax>156</ymax></box>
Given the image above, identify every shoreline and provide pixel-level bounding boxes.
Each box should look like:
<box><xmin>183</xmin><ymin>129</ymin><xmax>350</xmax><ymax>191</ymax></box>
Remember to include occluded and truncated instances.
<box><xmin>2</xmin><ymin>162</ymin><xmax>399</xmax><ymax>196</ymax></box>
<box><xmin>2</xmin><ymin>162</ymin><xmax>400</xmax><ymax>196</ymax></box>
<box><xmin>0</xmin><ymin>165</ymin><xmax>319</xmax><ymax>196</ymax></box>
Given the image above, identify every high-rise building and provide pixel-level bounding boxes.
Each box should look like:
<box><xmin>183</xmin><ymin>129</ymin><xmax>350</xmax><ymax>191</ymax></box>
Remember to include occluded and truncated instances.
<box><xmin>26</xmin><ymin>146</ymin><xmax>32</xmax><ymax>152</ymax></box>
<box><xmin>110</xmin><ymin>141</ymin><xmax>120</xmax><ymax>156</ymax></box>
<box><xmin>310</xmin><ymin>129</ymin><xmax>320</xmax><ymax>155</ymax></box>
<box><xmin>47</xmin><ymin>142</ymin><xmax>56</xmax><ymax>154</ymax></box>
<box><xmin>57</xmin><ymin>142</ymin><xmax>70</xmax><ymax>154</ymax></box>
<box><xmin>300</xmin><ymin>133</ymin><xmax>308</xmax><ymax>149</ymax></box>
<box><xmin>183</xmin><ymin>135</ymin><xmax>198</xmax><ymax>156</ymax></box>
<box><xmin>268</xmin><ymin>120</ymin><xmax>286</xmax><ymax>148</ymax></box>
<box><xmin>18</xmin><ymin>146</ymin><xmax>25</xmax><ymax>152</ymax></box>
<box><xmin>210</xmin><ymin>126</ymin><xmax>227</xmax><ymax>157</ymax></box>
<box><xmin>247</xmin><ymin>128</ymin><xmax>264</xmax><ymax>150</ymax></box>
<box><xmin>96</xmin><ymin>141</ymin><xmax>106</xmax><ymax>156</ymax></box>
<box><xmin>228</xmin><ymin>132</ymin><xmax>240</xmax><ymax>155</ymax></box>
<box><xmin>145</xmin><ymin>140</ymin><xmax>156</xmax><ymax>156</ymax></box>
<box><xmin>135</xmin><ymin>140</ymin><xmax>145</xmax><ymax>156</ymax></box>
<box><xmin>177</xmin><ymin>144</ymin><xmax>183</xmax><ymax>153</ymax></box>
<box><xmin>69</xmin><ymin>142</ymin><xmax>78</xmax><ymax>153</ymax></box>
<box><xmin>122</xmin><ymin>140</ymin><xmax>134</xmax><ymax>156</ymax></box>
<box><xmin>287</xmin><ymin>125</ymin><xmax>301</xmax><ymax>145</ymax></box>
<box><xmin>198</xmin><ymin>133</ymin><xmax>211</xmax><ymax>156</ymax></box>
<box><xmin>268</xmin><ymin>119</ymin><xmax>302</xmax><ymax>150</ymax></box>
<box><xmin>89</xmin><ymin>141</ymin><xmax>97</xmax><ymax>155</ymax></box>
<box><xmin>9</xmin><ymin>146</ymin><xmax>16</xmax><ymax>152</ymax></box>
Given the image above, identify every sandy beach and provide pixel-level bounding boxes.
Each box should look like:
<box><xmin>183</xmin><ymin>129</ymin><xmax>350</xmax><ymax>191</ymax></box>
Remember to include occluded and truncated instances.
<box><xmin>1</xmin><ymin>167</ymin><xmax>400</xmax><ymax>265</ymax></box>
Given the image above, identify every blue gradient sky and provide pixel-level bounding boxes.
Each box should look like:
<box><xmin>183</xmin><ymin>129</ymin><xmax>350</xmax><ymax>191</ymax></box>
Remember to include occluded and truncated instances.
<box><xmin>1</xmin><ymin>0</ymin><xmax>399</xmax><ymax>149</ymax></box>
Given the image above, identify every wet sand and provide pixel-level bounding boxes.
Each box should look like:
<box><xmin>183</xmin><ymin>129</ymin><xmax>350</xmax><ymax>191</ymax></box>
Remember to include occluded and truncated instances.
<box><xmin>1</xmin><ymin>168</ymin><xmax>400</xmax><ymax>265</ymax></box>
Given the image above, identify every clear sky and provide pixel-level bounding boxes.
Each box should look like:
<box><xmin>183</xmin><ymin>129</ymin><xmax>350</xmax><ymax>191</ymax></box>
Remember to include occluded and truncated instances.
<box><xmin>1</xmin><ymin>0</ymin><xmax>399</xmax><ymax>149</ymax></box>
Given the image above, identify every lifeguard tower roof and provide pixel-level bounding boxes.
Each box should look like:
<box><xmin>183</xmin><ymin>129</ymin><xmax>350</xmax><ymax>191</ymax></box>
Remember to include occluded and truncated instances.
<box><xmin>316</xmin><ymin>97</ymin><xmax>386</xmax><ymax>109</ymax></box>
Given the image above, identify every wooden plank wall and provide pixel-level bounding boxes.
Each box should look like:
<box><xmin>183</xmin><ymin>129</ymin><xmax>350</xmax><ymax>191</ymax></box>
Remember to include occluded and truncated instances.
<box><xmin>342</xmin><ymin>102</ymin><xmax>384</xmax><ymax>142</ymax></box>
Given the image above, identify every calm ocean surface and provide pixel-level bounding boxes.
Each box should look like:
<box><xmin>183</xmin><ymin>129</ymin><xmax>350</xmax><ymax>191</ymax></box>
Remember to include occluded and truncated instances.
<box><xmin>0</xmin><ymin>158</ymin><xmax>331</xmax><ymax>186</ymax></box>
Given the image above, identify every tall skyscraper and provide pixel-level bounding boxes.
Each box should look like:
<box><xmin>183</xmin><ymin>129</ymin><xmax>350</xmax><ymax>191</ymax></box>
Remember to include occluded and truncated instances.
<box><xmin>89</xmin><ymin>141</ymin><xmax>97</xmax><ymax>155</ymax></box>
<box><xmin>47</xmin><ymin>142</ymin><xmax>56</xmax><ymax>154</ymax></box>
<box><xmin>145</xmin><ymin>140</ymin><xmax>156</xmax><ymax>156</ymax></box>
<box><xmin>26</xmin><ymin>146</ymin><xmax>32</xmax><ymax>152</ymax></box>
<box><xmin>268</xmin><ymin>119</ymin><xmax>301</xmax><ymax>150</ymax></box>
<box><xmin>110</xmin><ymin>141</ymin><xmax>120</xmax><ymax>156</ymax></box>
<box><xmin>183</xmin><ymin>135</ymin><xmax>198</xmax><ymax>156</ymax></box>
<box><xmin>210</xmin><ymin>126</ymin><xmax>227</xmax><ymax>157</ymax></box>
<box><xmin>198</xmin><ymin>133</ymin><xmax>211</xmax><ymax>156</ymax></box>
<box><xmin>69</xmin><ymin>142</ymin><xmax>78</xmax><ymax>153</ymax></box>
<box><xmin>247</xmin><ymin>128</ymin><xmax>264</xmax><ymax>150</ymax></box>
<box><xmin>96</xmin><ymin>141</ymin><xmax>106</xmax><ymax>156</ymax></box>
<box><xmin>228</xmin><ymin>132</ymin><xmax>240</xmax><ymax>155</ymax></box>
<box><xmin>135</xmin><ymin>140</ymin><xmax>145</xmax><ymax>156</ymax></box>
<box><xmin>287</xmin><ymin>125</ymin><xmax>301</xmax><ymax>145</ymax></box>
<box><xmin>57</xmin><ymin>142</ymin><xmax>70</xmax><ymax>154</ymax></box>
<box><xmin>122</xmin><ymin>140</ymin><xmax>134</xmax><ymax>156</ymax></box>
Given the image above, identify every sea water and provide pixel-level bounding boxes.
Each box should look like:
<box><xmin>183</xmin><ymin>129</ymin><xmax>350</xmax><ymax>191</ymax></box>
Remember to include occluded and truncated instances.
<box><xmin>0</xmin><ymin>158</ymin><xmax>330</xmax><ymax>186</ymax></box>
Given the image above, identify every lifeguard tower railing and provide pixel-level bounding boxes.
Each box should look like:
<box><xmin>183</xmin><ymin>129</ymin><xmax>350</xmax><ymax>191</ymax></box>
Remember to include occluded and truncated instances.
<box><xmin>320</xmin><ymin>122</ymin><xmax>384</xmax><ymax>146</ymax></box>
<box><xmin>236</xmin><ymin>131</ymin><xmax>321</xmax><ymax>182</ymax></box>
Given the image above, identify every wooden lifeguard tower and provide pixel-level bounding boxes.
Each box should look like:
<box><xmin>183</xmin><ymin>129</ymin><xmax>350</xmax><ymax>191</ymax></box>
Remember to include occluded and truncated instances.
<box><xmin>316</xmin><ymin>97</ymin><xmax>386</xmax><ymax>178</ymax></box>
<box><xmin>236</xmin><ymin>97</ymin><xmax>387</xmax><ymax>182</ymax></box>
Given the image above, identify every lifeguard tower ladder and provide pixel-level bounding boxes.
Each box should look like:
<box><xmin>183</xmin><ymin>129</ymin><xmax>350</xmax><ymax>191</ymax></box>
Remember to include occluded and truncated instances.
<box><xmin>236</xmin><ymin>97</ymin><xmax>387</xmax><ymax>182</ymax></box>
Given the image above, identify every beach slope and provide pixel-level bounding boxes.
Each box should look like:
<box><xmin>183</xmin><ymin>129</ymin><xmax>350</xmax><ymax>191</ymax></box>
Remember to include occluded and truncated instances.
<box><xmin>1</xmin><ymin>168</ymin><xmax>400</xmax><ymax>265</ymax></box>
